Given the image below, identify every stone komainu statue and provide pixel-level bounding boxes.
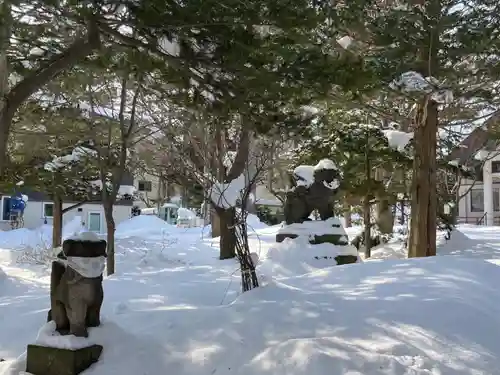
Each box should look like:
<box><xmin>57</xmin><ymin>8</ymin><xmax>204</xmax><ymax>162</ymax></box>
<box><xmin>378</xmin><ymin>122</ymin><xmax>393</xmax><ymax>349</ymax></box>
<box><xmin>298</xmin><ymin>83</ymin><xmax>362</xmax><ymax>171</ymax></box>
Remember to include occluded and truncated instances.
<box><xmin>284</xmin><ymin>159</ymin><xmax>341</xmax><ymax>225</ymax></box>
<box><xmin>47</xmin><ymin>237</ymin><xmax>107</xmax><ymax>338</ymax></box>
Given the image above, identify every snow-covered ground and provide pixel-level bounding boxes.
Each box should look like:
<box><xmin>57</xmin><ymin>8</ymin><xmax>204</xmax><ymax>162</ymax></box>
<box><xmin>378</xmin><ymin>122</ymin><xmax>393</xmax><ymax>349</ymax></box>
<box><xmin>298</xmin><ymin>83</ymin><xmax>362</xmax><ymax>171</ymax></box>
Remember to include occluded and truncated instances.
<box><xmin>2</xmin><ymin>218</ymin><xmax>500</xmax><ymax>374</ymax></box>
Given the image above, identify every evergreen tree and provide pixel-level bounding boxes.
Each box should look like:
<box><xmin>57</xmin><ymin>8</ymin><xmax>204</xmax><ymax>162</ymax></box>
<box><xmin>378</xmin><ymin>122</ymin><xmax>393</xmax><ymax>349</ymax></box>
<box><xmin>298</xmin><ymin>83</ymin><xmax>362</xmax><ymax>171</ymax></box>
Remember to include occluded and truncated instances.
<box><xmin>332</xmin><ymin>0</ymin><xmax>500</xmax><ymax>257</ymax></box>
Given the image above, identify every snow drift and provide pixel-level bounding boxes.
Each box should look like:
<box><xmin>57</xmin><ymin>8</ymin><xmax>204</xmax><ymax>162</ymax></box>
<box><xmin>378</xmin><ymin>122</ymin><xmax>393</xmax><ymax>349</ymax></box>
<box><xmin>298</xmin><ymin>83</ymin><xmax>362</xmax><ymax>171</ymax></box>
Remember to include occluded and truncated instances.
<box><xmin>3</xmin><ymin>257</ymin><xmax>500</xmax><ymax>375</ymax></box>
<box><xmin>115</xmin><ymin>215</ymin><xmax>177</xmax><ymax>239</ymax></box>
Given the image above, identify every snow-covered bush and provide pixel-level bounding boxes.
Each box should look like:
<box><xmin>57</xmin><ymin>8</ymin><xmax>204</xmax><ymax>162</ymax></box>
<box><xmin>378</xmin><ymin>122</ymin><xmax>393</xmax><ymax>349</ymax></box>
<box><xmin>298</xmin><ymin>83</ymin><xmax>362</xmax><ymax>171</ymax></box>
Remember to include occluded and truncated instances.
<box><xmin>16</xmin><ymin>242</ymin><xmax>56</xmax><ymax>266</ymax></box>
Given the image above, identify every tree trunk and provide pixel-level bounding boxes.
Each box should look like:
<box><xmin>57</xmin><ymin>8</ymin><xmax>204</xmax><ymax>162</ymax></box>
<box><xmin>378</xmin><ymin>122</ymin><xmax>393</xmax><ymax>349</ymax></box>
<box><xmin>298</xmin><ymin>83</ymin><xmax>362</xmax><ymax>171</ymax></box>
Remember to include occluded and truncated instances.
<box><xmin>217</xmin><ymin>207</ymin><xmax>236</xmax><ymax>260</ymax></box>
<box><xmin>52</xmin><ymin>194</ymin><xmax>63</xmax><ymax>249</ymax></box>
<box><xmin>0</xmin><ymin>2</ymin><xmax>12</xmax><ymax>173</ymax></box>
<box><xmin>399</xmin><ymin>198</ymin><xmax>405</xmax><ymax>225</ymax></box>
<box><xmin>408</xmin><ymin>100</ymin><xmax>438</xmax><ymax>257</ymax></box>
<box><xmin>363</xmin><ymin>196</ymin><xmax>372</xmax><ymax>258</ymax></box>
<box><xmin>211</xmin><ymin>208</ymin><xmax>220</xmax><ymax>238</ymax></box>
<box><xmin>364</xmin><ymin>137</ymin><xmax>372</xmax><ymax>258</ymax></box>
<box><xmin>343</xmin><ymin>201</ymin><xmax>352</xmax><ymax>227</ymax></box>
<box><xmin>103</xmin><ymin>202</ymin><xmax>116</xmax><ymax>275</ymax></box>
<box><xmin>375</xmin><ymin>195</ymin><xmax>394</xmax><ymax>234</ymax></box>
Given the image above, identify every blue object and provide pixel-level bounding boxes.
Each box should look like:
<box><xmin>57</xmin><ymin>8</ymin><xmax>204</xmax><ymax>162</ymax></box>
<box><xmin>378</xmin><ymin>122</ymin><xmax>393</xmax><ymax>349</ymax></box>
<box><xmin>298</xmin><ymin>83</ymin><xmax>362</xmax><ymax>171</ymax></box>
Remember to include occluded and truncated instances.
<box><xmin>9</xmin><ymin>193</ymin><xmax>26</xmax><ymax>214</ymax></box>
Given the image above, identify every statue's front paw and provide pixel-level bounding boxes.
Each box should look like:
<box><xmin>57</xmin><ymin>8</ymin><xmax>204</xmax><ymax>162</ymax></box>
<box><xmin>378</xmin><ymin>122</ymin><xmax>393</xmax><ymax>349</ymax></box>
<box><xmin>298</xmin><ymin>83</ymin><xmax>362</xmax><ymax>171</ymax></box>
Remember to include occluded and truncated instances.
<box><xmin>70</xmin><ymin>325</ymin><xmax>89</xmax><ymax>338</ymax></box>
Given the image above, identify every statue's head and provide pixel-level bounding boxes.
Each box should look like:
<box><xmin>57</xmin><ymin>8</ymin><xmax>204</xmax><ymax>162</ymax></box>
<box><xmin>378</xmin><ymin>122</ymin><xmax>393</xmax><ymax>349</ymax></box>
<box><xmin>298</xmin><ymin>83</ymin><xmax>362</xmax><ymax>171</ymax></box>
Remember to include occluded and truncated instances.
<box><xmin>62</xmin><ymin>236</ymin><xmax>107</xmax><ymax>259</ymax></box>
<box><xmin>313</xmin><ymin>159</ymin><xmax>341</xmax><ymax>190</ymax></box>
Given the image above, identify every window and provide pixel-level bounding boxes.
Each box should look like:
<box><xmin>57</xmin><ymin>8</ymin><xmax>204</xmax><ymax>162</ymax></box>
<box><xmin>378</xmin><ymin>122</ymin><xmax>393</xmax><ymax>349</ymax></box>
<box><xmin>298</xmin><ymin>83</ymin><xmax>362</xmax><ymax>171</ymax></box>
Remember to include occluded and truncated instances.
<box><xmin>1</xmin><ymin>196</ymin><xmax>10</xmax><ymax>221</ymax></box>
<box><xmin>470</xmin><ymin>189</ymin><xmax>500</xmax><ymax>212</ymax></box>
<box><xmin>492</xmin><ymin>161</ymin><xmax>500</xmax><ymax>174</ymax></box>
<box><xmin>495</xmin><ymin>189</ymin><xmax>500</xmax><ymax>212</ymax></box>
<box><xmin>43</xmin><ymin>202</ymin><xmax>54</xmax><ymax>218</ymax></box>
<box><xmin>471</xmin><ymin>190</ymin><xmax>484</xmax><ymax>212</ymax></box>
<box><xmin>138</xmin><ymin>180</ymin><xmax>152</xmax><ymax>192</ymax></box>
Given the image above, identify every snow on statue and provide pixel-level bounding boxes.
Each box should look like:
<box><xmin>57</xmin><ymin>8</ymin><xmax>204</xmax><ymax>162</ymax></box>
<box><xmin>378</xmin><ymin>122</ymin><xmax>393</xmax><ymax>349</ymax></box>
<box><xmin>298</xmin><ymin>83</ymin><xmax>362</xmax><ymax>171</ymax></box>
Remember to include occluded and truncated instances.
<box><xmin>283</xmin><ymin>159</ymin><xmax>341</xmax><ymax>224</ymax></box>
<box><xmin>276</xmin><ymin>158</ymin><xmax>360</xmax><ymax>265</ymax></box>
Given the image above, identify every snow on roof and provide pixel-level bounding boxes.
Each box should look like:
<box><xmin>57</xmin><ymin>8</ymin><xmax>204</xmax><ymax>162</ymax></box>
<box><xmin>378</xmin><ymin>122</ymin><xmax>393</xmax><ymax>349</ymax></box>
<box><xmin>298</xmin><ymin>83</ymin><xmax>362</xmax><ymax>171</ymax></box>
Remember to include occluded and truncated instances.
<box><xmin>162</xmin><ymin>203</ymin><xmax>179</xmax><ymax>208</ymax></box>
<box><xmin>474</xmin><ymin>149</ymin><xmax>490</xmax><ymax>161</ymax></box>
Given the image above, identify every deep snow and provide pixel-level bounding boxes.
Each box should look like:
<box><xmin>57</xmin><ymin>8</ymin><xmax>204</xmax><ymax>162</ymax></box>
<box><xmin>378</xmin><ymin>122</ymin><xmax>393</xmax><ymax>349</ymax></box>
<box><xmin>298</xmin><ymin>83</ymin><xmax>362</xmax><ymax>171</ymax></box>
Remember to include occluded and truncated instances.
<box><xmin>2</xmin><ymin>220</ymin><xmax>500</xmax><ymax>375</ymax></box>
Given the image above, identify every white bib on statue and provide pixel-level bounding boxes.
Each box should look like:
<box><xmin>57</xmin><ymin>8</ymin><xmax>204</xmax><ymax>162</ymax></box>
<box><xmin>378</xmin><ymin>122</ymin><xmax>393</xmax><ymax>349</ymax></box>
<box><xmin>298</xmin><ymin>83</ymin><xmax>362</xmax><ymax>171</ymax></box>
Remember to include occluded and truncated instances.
<box><xmin>65</xmin><ymin>256</ymin><xmax>106</xmax><ymax>278</ymax></box>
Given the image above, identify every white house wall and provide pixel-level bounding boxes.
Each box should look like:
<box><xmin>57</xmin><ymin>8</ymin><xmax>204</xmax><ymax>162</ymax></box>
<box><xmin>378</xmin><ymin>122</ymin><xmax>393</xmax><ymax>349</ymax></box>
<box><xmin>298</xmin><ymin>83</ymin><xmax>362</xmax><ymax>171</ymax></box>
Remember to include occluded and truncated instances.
<box><xmin>458</xmin><ymin>180</ymin><xmax>500</xmax><ymax>223</ymax></box>
<box><xmin>0</xmin><ymin>202</ymin><xmax>132</xmax><ymax>233</ymax></box>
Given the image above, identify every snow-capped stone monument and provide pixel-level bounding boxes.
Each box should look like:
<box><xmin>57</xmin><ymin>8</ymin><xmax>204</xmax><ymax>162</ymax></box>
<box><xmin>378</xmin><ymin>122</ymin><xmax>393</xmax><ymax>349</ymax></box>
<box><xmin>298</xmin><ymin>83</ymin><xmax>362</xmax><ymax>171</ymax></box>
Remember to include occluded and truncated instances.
<box><xmin>277</xmin><ymin>159</ymin><xmax>359</xmax><ymax>265</ymax></box>
<box><xmin>26</xmin><ymin>232</ymin><xmax>106</xmax><ymax>375</ymax></box>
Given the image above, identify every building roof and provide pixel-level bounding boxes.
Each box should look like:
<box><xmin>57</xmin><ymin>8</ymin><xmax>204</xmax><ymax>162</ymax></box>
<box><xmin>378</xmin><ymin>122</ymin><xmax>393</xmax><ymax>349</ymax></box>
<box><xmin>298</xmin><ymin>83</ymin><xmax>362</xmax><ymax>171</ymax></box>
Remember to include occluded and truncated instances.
<box><xmin>448</xmin><ymin>113</ymin><xmax>500</xmax><ymax>165</ymax></box>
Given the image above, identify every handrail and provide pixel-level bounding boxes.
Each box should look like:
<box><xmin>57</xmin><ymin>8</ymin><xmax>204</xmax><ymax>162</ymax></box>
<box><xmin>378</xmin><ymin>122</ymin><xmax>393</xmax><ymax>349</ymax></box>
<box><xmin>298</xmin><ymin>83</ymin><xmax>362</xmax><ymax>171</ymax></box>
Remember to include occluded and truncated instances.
<box><xmin>477</xmin><ymin>212</ymin><xmax>487</xmax><ymax>225</ymax></box>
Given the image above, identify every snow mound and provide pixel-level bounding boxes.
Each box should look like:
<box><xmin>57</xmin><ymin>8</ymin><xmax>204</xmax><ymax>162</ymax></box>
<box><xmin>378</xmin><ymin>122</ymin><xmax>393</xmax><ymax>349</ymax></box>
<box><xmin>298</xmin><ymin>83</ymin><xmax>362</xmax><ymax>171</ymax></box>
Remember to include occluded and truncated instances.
<box><xmin>2</xmin><ymin>320</ymin><xmax>171</xmax><ymax>375</ymax></box>
<box><xmin>0</xmin><ymin>217</ymin><xmax>86</xmax><ymax>253</ymax></box>
<box><xmin>115</xmin><ymin>215</ymin><xmax>176</xmax><ymax>239</ymax></box>
<box><xmin>259</xmin><ymin>236</ymin><xmax>359</xmax><ymax>278</ymax></box>
<box><xmin>0</xmin><ymin>226</ymin><xmax>52</xmax><ymax>250</ymax></box>
<box><xmin>4</xmin><ymin>257</ymin><xmax>500</xmax><ymax>374</ymax></box>
<box><xmin>177</xmin><ymin>207</ymin><xmax>196</xmax><ymax>219</ymax></box>
<box><xmin>368</xmin><ymin>241</ymin><xmax>407</xmax><ymax>260</ymax></box>
<box><xmin>246</xmin><ymin>213</ymin><xmax>268</xmax><ymax>232</ymax></box>
<box><xmin>232</xmin><ymin>257</ymin><xmax>500</xmax><ymax>375</ymax></box>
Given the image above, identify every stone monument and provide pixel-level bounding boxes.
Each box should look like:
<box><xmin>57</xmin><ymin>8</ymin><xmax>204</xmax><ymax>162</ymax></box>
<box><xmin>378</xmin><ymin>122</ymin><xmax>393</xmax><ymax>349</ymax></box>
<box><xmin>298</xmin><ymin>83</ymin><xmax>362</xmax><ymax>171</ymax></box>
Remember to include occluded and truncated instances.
<box><xmin>26</xmin><ymin>232</ymin><xmax>106</xmax><ymax>375</ymax></box>
<box><xmin>277</xmin><ymin>159</ymin><xmax>358</xmax><ymax>265</ymax></box>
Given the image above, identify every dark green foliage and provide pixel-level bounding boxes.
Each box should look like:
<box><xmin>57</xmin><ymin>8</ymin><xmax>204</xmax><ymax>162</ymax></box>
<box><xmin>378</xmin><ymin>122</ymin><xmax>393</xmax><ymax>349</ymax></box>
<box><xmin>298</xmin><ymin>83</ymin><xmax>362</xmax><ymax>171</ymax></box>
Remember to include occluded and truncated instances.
<box><xmin>255</xmin><ymin>205</ymin><xmax>281</xmax><ymax>225</ymax></box>
<box><xmin>108</xmin><ymin>0</ymin><xmax>374</xmax><ymax>136</ymax></box>
<box><xmin>295</xmin><ymin>111</ymin><xmax>411</xmax><ymax>200</ymax></box>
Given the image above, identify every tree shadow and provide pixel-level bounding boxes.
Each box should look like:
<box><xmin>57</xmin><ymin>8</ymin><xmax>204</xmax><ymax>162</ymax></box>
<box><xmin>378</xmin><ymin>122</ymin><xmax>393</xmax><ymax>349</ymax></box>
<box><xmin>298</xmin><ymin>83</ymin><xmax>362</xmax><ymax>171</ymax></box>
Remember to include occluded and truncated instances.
<box><xmin>83</xmin><ymin>257</ymin><xmax>500</xmax><ymax>375</ymax></box>
<box><xmin>439</xmin><ymin>228</ymin><xmax>500</xmax><ymax>260</ymax></box>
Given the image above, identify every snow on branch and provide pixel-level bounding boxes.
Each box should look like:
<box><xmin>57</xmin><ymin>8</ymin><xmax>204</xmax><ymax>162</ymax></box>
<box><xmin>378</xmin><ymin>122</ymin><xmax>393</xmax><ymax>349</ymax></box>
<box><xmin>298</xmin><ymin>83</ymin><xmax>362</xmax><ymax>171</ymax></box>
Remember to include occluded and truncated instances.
<box><xmin>382</xmin><ymin>129</ymin><xmax>414</xmax><ymax>152</ymax></box>
<box><xmin>90</xmin><ymin>179</ymin><xmax>137</xmax><ymax>200</ymax></box>
<box><xmin>390</xmin><ymin>71</ymin><xmax>453</xmax><ymax>104</ymax></box>
<box><xmin>209</xmin><ymin>174</ymin><xmax>246</xmax><ymax>209</ymax></box>
<box><xmin>337</xmin><ymin>35</ymin><xmax>354</xmax><ymax>50</ymax></box>
<box><xmin>44</xmin><ymin>145</ymin><xmax>97</xmax><ymax>171</ymax></box>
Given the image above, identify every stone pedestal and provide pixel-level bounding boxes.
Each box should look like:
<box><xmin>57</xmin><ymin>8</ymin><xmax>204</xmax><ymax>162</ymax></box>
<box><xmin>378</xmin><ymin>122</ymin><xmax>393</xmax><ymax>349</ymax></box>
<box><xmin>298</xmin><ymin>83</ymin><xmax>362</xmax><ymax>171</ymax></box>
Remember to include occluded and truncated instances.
<box><xmin>276</xmin><ymin>218</ymin><xmax>358</xmax><ymax>265</ymax></box>
<box><xmin>26</xmin><ymin>344</ymin><xmax>102</xmax><ymax>375</ymax></box>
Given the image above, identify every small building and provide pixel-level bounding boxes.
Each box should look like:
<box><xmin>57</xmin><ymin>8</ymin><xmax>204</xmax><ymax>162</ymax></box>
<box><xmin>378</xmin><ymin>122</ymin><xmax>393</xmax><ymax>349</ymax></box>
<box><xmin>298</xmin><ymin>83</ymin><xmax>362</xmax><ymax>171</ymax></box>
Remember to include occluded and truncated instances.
<box><xmin>0</xmin><ymin>191</ymin><xmax>134</xmax><ymax>232</ymax></box>
<box><xmin>0</xmin><ymin>173</ymin><xmax>137</xmax><ymax>232</ymax></box>
<box><xmin>450</xmin><ymin>119</ymin><xmax>500</xmax><ymax>225</ymax></box>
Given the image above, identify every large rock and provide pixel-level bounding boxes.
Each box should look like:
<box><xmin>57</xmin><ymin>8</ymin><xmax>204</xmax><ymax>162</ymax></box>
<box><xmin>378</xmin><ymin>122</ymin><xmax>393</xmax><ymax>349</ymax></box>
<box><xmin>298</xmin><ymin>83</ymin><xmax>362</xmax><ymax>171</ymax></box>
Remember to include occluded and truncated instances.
<box><xmin>26</xmin><ymin>344</ymin><xmax>102</xmax><ymax>375</ymax></box>
<box><xmin>276</xmin><ymin>217</ymin><xmax>349</xmax><ymax>244</ymax></box>
<box><xmin>276</xmin><ymin>217</ymin><xmax>358</xmax><ymax>265</ymax></box>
